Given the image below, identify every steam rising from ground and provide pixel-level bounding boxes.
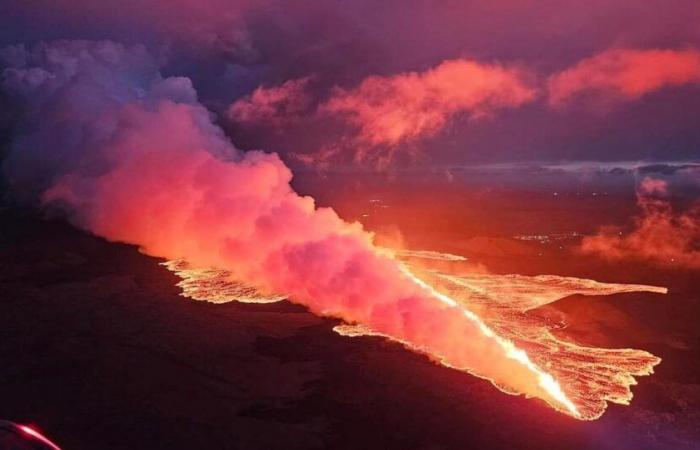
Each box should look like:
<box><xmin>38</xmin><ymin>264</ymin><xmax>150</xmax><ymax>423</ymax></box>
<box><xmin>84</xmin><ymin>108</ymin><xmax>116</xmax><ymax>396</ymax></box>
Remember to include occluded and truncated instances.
<box><xmin>1</xmin><ymin>40</ymin><xmax>585</xmax><ymax>417</ymax></box>
<box><xmin>581</xmin><ymin>178</ymin><xmax>700</xmax><ymax>269</ymax></box>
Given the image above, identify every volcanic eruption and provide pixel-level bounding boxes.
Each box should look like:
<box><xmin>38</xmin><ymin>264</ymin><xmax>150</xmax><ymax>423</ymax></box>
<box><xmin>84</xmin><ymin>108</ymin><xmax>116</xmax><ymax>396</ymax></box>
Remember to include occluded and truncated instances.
<box><xmin>1</xmin><ymin>40</ymin><xmax>670</xmax><ymax>422</ymax></box>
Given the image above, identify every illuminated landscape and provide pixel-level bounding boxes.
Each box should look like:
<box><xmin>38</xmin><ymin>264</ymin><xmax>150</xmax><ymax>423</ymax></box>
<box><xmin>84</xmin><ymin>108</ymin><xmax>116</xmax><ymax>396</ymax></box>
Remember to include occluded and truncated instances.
<box><xmin>1</xmin><ymin>2</ymin><xmax>700</xmax><ymax>449</ymax></box>
<box><xmin>167</xmin><ymin>245</ymin><xmax>667</xmax><ymax>421</ymax></box>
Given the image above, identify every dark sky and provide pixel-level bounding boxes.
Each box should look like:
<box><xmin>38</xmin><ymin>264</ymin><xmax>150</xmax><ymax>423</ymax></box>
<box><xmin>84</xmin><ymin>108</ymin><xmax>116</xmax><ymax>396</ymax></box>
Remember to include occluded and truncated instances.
<box><xmin>2</xmin><ymin>0</ymin><xmax>700</xmax><ymax>166</ymax></box>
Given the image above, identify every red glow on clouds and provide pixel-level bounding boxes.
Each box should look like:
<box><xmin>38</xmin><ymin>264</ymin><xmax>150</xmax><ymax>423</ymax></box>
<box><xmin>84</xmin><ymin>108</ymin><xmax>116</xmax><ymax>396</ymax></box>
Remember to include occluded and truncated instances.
<box><xmin>548</xmin><ymin>48</ymin><xmax>700</xmax><ymax>106</ymax></box>
<box><xmin>228</xmin><ymin>77</ymin><xmax>313</xmax><ymax>126</ymax></box>
<box><xmin>225</xmin><ymin>47</ymin><xmax>700</xmax><ymax>167</ymax></box>
<box><xmin>581</xmin><ymin>178</ymin><xmax>700</xmax><ymax>269</ymax></box>
<box><xmin>321</xmin><ymin>59</ymin><xmax>535</xmax><ymax>162</ymax></box>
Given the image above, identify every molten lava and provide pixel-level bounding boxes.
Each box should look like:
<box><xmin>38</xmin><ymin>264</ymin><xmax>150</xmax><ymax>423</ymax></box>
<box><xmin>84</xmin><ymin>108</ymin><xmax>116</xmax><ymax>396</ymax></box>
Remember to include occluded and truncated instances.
<box><xmin>398</xmin><ymin>265</ymin><xmax>580</xmax><ymax>418</ymax></box>
<box><xmin>165</xmin><ymin>250</ymin><xmax>665</xmax><ymax>420</ymax></box>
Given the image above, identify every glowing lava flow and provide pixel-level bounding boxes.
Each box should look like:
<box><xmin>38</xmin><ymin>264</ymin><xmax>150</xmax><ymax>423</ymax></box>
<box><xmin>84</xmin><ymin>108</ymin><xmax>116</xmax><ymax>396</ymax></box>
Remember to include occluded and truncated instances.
<box><xmin>163</xmin><ymin>260</ymin><xmax>285</xmax><ymax>304</ymax></box>
<box><xmin>399</xmin><ymin>265</ymin><xmax>581</xmax><ymax>417</ymax></box>
<box><xmin>390</xmin><ymin>257</ymin><xmax>664</xmax><ymax>420</ymax></box>
<box><xmin>164</xmin><ymin>251</ymin><xmax>666</xmax><ymax>420</ymax></box>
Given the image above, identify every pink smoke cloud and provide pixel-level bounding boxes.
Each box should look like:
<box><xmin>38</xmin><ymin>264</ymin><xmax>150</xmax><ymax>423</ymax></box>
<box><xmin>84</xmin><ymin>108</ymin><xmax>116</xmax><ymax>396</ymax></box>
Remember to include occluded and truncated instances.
<box><xmin>548</xmin><ymin>48</ymin><xmax>700</xmax><ymax>106</ymax></box>
<box><xmin>320</xmin><ymin>59</ymin><xmax>536</xmax><ymax>163</ymax></box>
<box><xmin>228</xmin><ymin>77</ymin><xmax>312</xmax><ymax>126</ymax></box>
<box><xmin>3</xmin><ymin>40</ymin><xmax>569</xmax><ymax>410</ymax></box>
<box><xmin>580</xmin><ymin>177</ymin><xmax>700</xmax><ymax>269</ymax></box>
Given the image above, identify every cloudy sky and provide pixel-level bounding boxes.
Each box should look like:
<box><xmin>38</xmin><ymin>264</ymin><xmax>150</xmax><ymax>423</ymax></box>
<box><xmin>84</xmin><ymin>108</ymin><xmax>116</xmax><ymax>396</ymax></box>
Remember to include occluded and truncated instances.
<box><xmin>2</xmin><ymin>0</ymin><xmax>700</xmax><ymax>167</ymax></box>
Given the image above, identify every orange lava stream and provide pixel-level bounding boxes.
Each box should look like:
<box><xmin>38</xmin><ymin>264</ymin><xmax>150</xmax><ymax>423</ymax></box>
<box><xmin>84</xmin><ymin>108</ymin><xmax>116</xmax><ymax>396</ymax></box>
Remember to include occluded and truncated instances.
<box><xmin>163</xmin><ymin>251</ymin><xmax>665</xmax><ymax>421</ymax></box>
<box><xmin>389</xmin><ymin>259</ymin><xmax>664</xmax><ymax>420</ymax></box>
<box><xmin>163</xmin><ymin>260</ymin><xmax>285</xmax><ymax>304</ymax></box>
<box><xmin>398</xmin><ymin>265</ymin><xmax>581</xmax><ymax>418</ymax></box>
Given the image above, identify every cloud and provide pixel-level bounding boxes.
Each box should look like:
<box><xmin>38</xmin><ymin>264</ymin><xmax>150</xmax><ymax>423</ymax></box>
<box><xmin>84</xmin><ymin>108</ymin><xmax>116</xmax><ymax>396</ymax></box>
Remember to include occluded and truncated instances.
<box><xmin>1</xmin><ymin>40</ymin><xmax>571</xmax><ymax>410</ymax></box>
<box><xmin>580</xmin><ymin>177</ymin><xmax>700</xmax><ymax>269</ymax></box>
<box><xmin>548</xmin><ymin>48</ymin><xmax>700</xmax><ymax>106</ymax></box>
<box><xmin>228</xmin><ymin>76</ymin><xmax>312</xmax><ymax>126</ymax></box>
<box><xmin>320</xmin><ymin>59</ymin><xmax>536</xmax><ymax>163</ymax></box>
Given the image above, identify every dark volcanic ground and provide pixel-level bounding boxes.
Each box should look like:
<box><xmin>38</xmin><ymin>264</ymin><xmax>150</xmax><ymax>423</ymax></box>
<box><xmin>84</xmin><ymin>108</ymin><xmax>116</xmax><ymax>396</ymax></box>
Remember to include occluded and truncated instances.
<box><xmin>1</xmin><ymin>206</ymin><xmax>699</xmax><ymax>450</ymax></box>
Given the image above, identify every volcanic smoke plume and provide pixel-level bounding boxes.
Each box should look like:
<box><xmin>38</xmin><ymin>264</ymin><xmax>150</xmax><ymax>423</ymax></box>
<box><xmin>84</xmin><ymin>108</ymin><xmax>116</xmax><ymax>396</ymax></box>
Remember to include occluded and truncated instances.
<box><xmin>581</xmin><ymin>177</ymin><xmax>700</xmax><ymax>269</ymax></box>
<box><xmin>1</xmin><ymin>40</ymin><xmax>593</xmax><ymax>418</ymax></box>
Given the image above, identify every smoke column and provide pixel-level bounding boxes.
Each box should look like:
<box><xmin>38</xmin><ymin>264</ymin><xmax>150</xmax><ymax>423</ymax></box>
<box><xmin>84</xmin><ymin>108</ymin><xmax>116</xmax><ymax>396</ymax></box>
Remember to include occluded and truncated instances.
<box><xmin>1</xmin><ymin>40</ymin><xmax>577</xmax><ymax>415</ymax></box>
